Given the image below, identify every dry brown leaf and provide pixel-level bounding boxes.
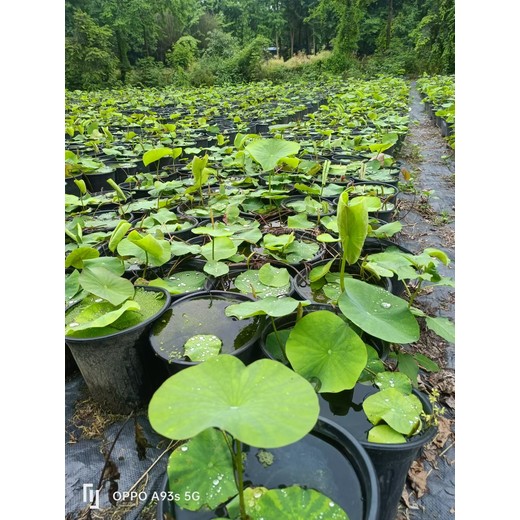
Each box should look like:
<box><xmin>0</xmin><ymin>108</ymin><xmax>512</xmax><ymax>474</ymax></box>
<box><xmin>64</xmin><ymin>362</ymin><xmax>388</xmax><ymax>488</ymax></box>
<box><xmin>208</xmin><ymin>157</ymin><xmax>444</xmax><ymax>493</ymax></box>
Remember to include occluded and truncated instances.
<box><xmin>422</xmin><ymin>447</ymin><xmax>438</xmax><ymax>468</ymax></box>
<box><xmin>429</xmin><ymin>370</ymin><xmax>455</xmax><ymax>396</ymax></box>
<box><xmin>401</xmin><ymin>486</ymin><xmax>418</xmax><ymax>510</ymax></box>
<box><xmin>432</xmin><ymin>416</ymin><xmax>453</xmax><ymax>449</ymax></box>
<box><xmin>408</xmin><ymin>460</ymin><xmax>429</xmax><ymax>498</ymax></box>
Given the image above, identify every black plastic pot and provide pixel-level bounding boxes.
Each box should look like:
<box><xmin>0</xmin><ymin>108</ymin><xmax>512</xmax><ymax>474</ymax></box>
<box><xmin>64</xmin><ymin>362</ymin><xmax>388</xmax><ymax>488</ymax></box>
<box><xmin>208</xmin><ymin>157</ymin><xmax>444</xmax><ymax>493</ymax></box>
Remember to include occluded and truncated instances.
<box><xmin>258</xmin><ymin>307</ymin><xmax>388</xmax><ymax>364</ymax></box>
<box><xmin>213</xmin><ymin>261</ymin><xmax>298</xmax><ymax>299</ymax></box>
<box><xmin>87</xmin><ymin>189</ymin><xmax>133</xmax><ymax>212</ymax></box>
<box><xmin>362</xmin><ymin>238</ymin><xmax>415</xmax><ymax>297</ymax></box>
<box><xmin>68</xmin><ymin>209</ymin><xmax>134</xmax><ymax>235</ymax></box>
<box><xmin>280</xmin><ymin>195</ymin><xmax>337</xmax><ymax>220</ymax></box>
<box><xmin>351</xmin><ymin>181</ymin><xmax>399</xmax><ymax>203</ymax></box>
<box><xmin>132</xmin><ymin>214</ymin><xmax>199</xmax><ymax>242</ymax></box>
<box><xmin>318</xmin><ymin>383</ymin><xmax>437</xmax><ymax>520</ymax></box>
<box><xmin>331</xmin><ymin>153</ymin><xmax>371</xmax><ymax>164</ymax></box>
<box><xmin>256</xmin><ymin>229</ymin><xmax>326</xmax><ymax>270</ymax></box>
<box><xmin>293</xmin><ymin>257</ymin><xmax>393</xmax><ymax>305</ymax></box>
<box><xmin>149</xmin><ymin>290</ymin><xmax>262</xmax><ymax>374</ymax></box>
<box><xmin>65</xmin><ymin>286</ymin><xmax>172</xmax><ymax>414</ymax></box>
<box><xmin>84</xmin><ymin>170</ymin><xmax>116</xmax><ymax>193</ymax></box>
<box><xmin>142</xmin><ymin>258</ymin><xmax>216</xmax><ymax>300</ymax></box>
<box><xmin>65</xmin><ymin>344</ymin><xmax>79</xmax><ymax>377</ymax></box>
<box><xmin>259</xmin><ymin>305</ymin><xmax>338</xmax><ymax>363</ymax></box>
<box><xmin>439</xmin><ymin>118</ymin><xmax>454</xmax><ymax>137</ymax></box>
<box><xmin>350</xmin><ymin>169</ymin><xmax>400</xmax><ymax>189</ymax></box>
<box><xmin>155</xmin><ymin>416</ymin><xmax>380</xmax><ymax>520</ymax></box>
<box><xmin>65</xmin><ymin>174</ymin><xmax>83</xmax><ymax>196</ymax></box>
<box><xmin>114</xmin><ymin>162</ymin><xmax>139</xmax><ymax>183</ymax></box>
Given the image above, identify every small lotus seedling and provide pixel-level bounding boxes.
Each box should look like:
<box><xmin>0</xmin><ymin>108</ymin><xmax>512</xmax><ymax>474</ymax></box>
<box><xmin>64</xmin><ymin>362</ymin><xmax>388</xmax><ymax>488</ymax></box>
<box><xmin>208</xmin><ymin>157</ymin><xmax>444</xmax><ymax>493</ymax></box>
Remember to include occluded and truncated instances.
<box><xmin>148</xmin><ymin>355</ymin><xmax>349</xmax><ymax>519</ymax></box>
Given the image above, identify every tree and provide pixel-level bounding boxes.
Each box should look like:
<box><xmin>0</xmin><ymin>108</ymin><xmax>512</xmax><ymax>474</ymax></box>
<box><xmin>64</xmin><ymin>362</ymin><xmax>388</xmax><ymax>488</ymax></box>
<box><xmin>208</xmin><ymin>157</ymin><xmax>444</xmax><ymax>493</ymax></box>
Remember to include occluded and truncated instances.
<box><xmin>65</xmin><ymin>8</ymin><xmax>118</xmax><ymax>89</ymax></box>
<box><xmin>412</xmin><ymin>0</ymin><xmax>454</xmax><ymax>73</ymax></box>
<box><xmin>330</xmin><ymin>0</ymin><xmax>363</xmax><ymax>70</ymax></box>
<box><xmin>166</xmin><ymin>35</ymin><xmax>199</xmax><ymax>69</ymax></box>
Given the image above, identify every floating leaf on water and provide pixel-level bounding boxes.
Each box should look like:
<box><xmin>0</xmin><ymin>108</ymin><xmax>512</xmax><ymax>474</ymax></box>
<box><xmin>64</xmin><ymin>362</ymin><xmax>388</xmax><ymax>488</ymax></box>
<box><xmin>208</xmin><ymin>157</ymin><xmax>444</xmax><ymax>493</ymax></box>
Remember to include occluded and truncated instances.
<box><xmin>184</xmin><ymin>334</ymin><xmax>222</xmax><ymax>362</ymax></box>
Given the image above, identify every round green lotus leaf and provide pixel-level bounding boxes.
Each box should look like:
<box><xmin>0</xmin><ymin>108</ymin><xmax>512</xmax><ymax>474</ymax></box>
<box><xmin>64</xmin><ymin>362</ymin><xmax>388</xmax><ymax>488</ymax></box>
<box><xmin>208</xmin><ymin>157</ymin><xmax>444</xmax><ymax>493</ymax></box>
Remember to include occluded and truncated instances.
<box><xmin>82</xmin><ymin>256</ymin><xmax>126</xmax><ymax>276</ymax></box>
<box><xmin>287</xmin><ymin>213</ymin><xmax>315</xmax><ymax>230</ymax></box>
<box><xmin>204</xmin><ymin>260</ymin><xmax>229</xmax><ymax>277</ymax></box>
<box><xmin>184</xmin><ymin>334</ymin><xmax>222</xmax><ymax>361</ymax></box>
<box><xmin>234</xmin><ymin>270</ymin><xmax>290</xmax><ymax>298</ymax></box>
<box><xmin>285</xmin><ymin>311</ymin><xmax>367</xmax><ymax>393</ymax></box>
<box><xmin>358</xmin><ymin>345</ymin><xmax>385</xmax><ymax>383</ymax></box>
<box><xmin>117</xmin><ymin>234</ymin><xmax>171</xmax><ymax>267</ymax></box>
<box><xmin>283</xmin><ymin>240</ymin><xmax>320</xmax><ymax>264</ymax></box>
<box><xmin>167</xmin><ymin>428</ymin><xmax>237</xmax><ymax>511</ymax></box>
<box><xmin>65</xmin><ymin>270</ymin><xmax>81</xmax><ymax>302</ymax></box>
<box><xmin>65</xmin><ymin>246</ymin><xmax>100</xmax><ymax>269</ymax></box>
<box><xmin>363</xmin><ymin>387</ymin><xmax>423</xmax><ymax>435</ymax></box>
<box><xmin>184</xmin><ymin>334</ymin><xmax>222</xmax><ymax>362</ymax></box>
<box><xmin>252</xmin><ymin>487</ymin><xmax>349</xmax><ymax>519</ymax></box>
<box><xmin>148</xmin><ymin>355</ymin><xmax>319</xmax><ymax>448</ymax></box>
<box><xmin>263</xmin><ymin>233</ymin><xmax>295</xmax><ymax>251</ymax></box>
<box><xmin>367</xmin><ymin>425</ymin><xmax>406</xmax><ymax>444</ymax></box>
<box><xmin>78</xmin><ymin>266</ymin><xmax>134</xmax><ymax>306</ymax></box>
<box><xmin>258</xmin><ymin>264</ymin><xmax>290</xmax><ymax>288</ymax></box>
<box><xmin>375</xmin><ymin>371</ymin><xmax>412</xmax><ymax>394</ymax></box>
<box><xmin>200</xmin><ymin>236</ymin><xmax>238</xmax><ymax>262</ymax></box>
<box><xmin>192</xmin><ymin>224</ymin><xmax>234</xmax><ymax>237</ymax></box>
<box><xmin>322</xmin><ymin>283</ymin><xmax>342</xmax><ymax>303</ymax></box>
<box><xmin>245</xmin><ymin>138</ymin><xmax>301</xmax><ymax>172</ymax></box>
<box><xmin>264</xmin><ymin>329</ymin><xmax>292</xmax><ymax>363</ymax></box>
<box><xmin>147</xmin><ymin>270</ymin><xmax>206</xmax><ymax>295</ymax></box>
<box><xmin>225</xmin><ymin>487</ymin><xmax>269</xmax><ymax>519</ymax></box>
<box><xmin>309</xmin><ymin>260</ymin><xmax>334</xmax><ymax>282</ymax></box>
<box><xmin>338</xmin><ymin>278</ymin><xmax>420</xmax><ymax>343</ymax></box>
<box><xmin>225</xmin><ymin>296</ymin><xmax>302</xmax><ymax>319</ymax></box>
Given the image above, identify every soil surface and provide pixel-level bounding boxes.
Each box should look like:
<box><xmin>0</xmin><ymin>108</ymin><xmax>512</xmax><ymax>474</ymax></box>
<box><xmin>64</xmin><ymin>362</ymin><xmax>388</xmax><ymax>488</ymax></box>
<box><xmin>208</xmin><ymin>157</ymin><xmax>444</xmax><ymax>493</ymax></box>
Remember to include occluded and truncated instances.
<box><xmin>64</xmin><ymin>80</ymin><xmax>456</xmax><ymax>520</ymax></box>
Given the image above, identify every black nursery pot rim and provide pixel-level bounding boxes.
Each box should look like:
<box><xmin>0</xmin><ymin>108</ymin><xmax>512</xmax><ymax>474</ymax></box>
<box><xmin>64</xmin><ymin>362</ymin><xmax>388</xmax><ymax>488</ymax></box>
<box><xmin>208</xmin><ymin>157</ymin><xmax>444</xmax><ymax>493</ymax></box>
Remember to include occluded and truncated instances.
<box><xmin>151</xmin><ymin>290</ymin><xmax>261</xmax><ymax>368</ymax></box>
<box><xmin>358</xmin><ymin>388</ymin><xmax>438</xmax><ymax>451</ymax></box>
<box><xmin>65</xmin><ymin>285</ymin><xmax>172</xmax><ymax>343</ymax></box>
<box><xmin>280</xmin><ymin>195</ymin><xmax>337</xmax><ymax>217</ymax></box>
<box><xmin>216</xmin><ymin>261</ymin><xmax>298</xmax><ymax>298</ymax></box>
<box><xmin>258</xmin><ymin>306</ymin><xmax>342</xmax><ymax>363</ymax></box>
<box><xmin>293</xmin><ymin>257</ymin><xmax>393</xmax><ymax>300</ymax></box>
<box><xmin>155</xmin><ymin>415</ymin><xmax>380</xmax><ymax>520</ymax></box>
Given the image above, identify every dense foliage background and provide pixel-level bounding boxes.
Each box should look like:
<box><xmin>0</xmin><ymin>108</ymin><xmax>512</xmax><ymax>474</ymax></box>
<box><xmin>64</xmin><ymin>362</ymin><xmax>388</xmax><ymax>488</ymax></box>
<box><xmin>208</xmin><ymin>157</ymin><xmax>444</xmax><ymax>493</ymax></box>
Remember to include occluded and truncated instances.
<box><xmin>65</xmin><ymin>0</ymin><xmax>454</xmax><ymax>90</ymax></box>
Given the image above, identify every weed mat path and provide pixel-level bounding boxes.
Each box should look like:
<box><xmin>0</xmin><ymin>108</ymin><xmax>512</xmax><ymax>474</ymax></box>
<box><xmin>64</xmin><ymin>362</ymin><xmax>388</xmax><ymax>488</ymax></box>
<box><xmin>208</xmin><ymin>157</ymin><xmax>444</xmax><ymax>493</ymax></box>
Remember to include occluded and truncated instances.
<box><xmin>394</xmin><ymin>81</ymin><xmax>455</xmax><ymax>520</ymax></box>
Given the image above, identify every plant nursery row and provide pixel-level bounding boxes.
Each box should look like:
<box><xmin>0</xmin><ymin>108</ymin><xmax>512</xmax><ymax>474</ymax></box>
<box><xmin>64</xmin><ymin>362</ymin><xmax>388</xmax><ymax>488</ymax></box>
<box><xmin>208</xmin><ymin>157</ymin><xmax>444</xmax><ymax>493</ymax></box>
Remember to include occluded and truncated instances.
<box><xmin>65</xmin><ymin>75</ymin><xmax>455</xmax><ymax>520</ymax></box>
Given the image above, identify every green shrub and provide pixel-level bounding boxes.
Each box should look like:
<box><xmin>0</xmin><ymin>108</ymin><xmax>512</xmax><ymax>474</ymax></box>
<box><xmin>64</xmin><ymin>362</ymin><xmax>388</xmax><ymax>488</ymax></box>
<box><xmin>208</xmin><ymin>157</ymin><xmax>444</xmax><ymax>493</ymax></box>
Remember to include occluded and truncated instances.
<box><xmin>65</xmin><ymin>9</ymin><xmax>118</xmax><ymax>90</ymax></box>
<box><xmin>166</xmin><ymin>36</ymin><xmax>199</xmax><ymax>70</ymax></box>
<box><xmin>203</xmin><ymin>29</ymin><xmax>239</xmax><ymax>61</ymax></box>
<box><xmin>126</xmin><ymin>57</ymin><xmax>184</xmax><ymax>87</ymax></box>
<box><xmin>188</xmin><ymin>61</ymin><xmax>216</xmax><ymax>87</ymax></box>
<box><xmin>232</xmin><ymin>35</ymin><xmax>271</xmax><ymax>82</ymax></box>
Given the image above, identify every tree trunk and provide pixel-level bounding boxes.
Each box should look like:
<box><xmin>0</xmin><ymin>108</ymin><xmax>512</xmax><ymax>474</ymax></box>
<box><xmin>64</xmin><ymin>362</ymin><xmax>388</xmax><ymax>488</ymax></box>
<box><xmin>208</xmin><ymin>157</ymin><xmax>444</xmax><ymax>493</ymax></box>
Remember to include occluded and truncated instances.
<box><xmin>386</xmin><ymin>0</ymin><xmax>393</xmax><ymax>50</ymax></box>
<box><xmin>116</xmin><ymin>30</ymin><xmax>130</xmax><ymax>84</ymax></box>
